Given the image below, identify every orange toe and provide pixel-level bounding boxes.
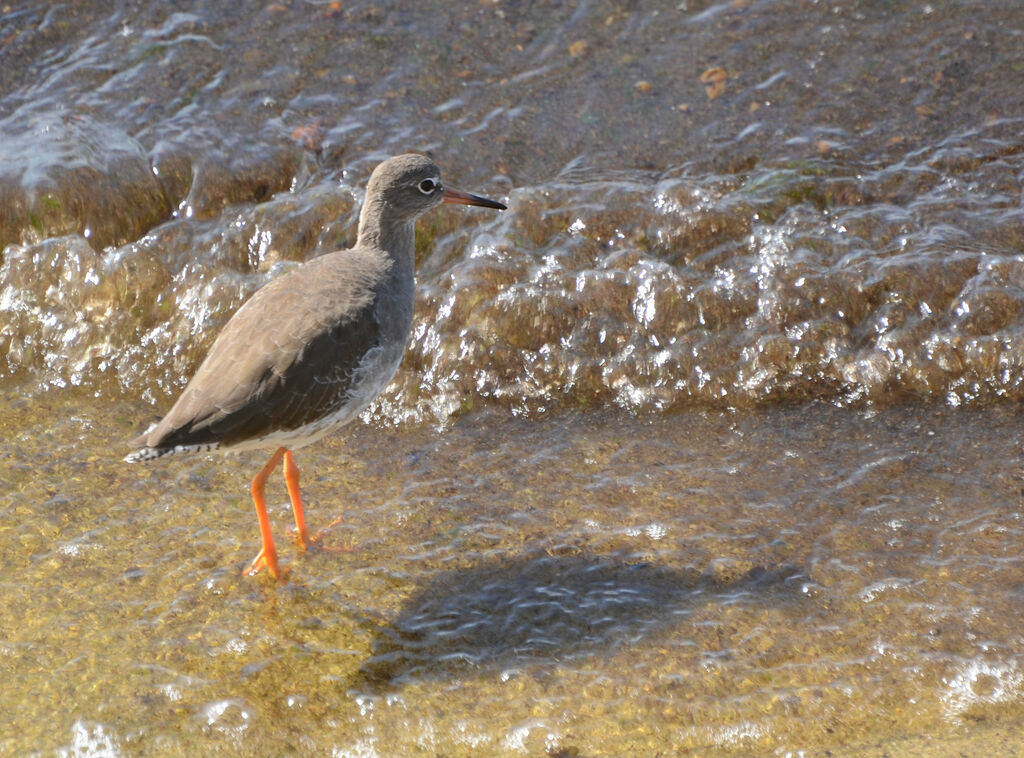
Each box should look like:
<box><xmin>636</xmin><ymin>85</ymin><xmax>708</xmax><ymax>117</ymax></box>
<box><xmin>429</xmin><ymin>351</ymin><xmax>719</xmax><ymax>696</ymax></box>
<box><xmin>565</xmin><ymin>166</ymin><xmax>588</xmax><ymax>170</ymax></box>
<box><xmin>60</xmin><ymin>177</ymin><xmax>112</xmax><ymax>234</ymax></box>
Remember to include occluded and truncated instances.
<box><xmin>246</xmin><ymin>547</ymin><xmax>285</xmax><ymax>580</ymax></box>
<box><xmin>307</xmin><ymin>516</ymin><xmax>354</xmax><ymax>553</ymax></box>
<box><xmin>312</xmin><ymin>516</ymin><xmax>344</xmax><ymax>541</ymax></box>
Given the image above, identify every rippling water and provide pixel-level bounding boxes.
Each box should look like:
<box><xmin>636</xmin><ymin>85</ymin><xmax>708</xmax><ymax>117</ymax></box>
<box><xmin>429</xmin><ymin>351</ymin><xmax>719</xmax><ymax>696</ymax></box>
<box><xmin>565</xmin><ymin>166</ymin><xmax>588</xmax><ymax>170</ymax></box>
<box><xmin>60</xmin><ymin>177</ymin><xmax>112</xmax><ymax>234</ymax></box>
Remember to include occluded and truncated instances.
<box><xmin>4</xmin><ymin>0</ymin><xmax>1024</xmax><ymax>415</ymax></box>
<box><xmin>3</xmin><ymin>398</ymin><xmax>1024</xmax><ymax>756</ymax></box>
<box><xmin>2</xmin><ymin>0</ymin><xmax>1024</xmax><ymax>755</ymax></box>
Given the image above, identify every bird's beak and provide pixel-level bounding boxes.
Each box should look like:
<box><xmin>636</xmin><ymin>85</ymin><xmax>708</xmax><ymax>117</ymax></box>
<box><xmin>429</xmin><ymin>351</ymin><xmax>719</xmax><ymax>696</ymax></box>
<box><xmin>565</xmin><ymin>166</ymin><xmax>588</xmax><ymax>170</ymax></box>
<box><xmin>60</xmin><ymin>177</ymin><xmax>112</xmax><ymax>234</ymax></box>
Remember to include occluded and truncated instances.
<box><xmin>443</xmin><ymin>186</ymin><xmax>507</xmax><ymax>210</ymax></box>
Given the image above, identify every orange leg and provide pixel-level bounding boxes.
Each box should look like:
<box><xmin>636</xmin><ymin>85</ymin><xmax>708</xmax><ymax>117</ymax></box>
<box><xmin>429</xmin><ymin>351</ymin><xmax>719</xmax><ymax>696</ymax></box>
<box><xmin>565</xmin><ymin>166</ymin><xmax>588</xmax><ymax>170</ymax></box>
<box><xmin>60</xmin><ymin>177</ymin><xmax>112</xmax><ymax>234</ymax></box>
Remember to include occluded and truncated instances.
<box><xmin>283</xmin><ymin>449</ymin><xmax>310</xmax><ymax>551</ymax></box>
<box><xmin>247</xmin><ymin>447</ymin><xmax>287</xmax><ymax>579</ymax></box>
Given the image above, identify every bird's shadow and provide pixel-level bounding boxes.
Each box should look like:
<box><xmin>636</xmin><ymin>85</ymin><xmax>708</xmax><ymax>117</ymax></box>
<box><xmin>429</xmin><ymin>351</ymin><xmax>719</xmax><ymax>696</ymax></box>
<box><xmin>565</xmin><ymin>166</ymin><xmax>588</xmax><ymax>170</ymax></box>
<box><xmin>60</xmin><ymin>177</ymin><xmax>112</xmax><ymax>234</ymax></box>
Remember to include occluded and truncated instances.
<box><xmin>354</xmin><ymin>552</ymin><xmax>805</xmax><ymax>688</ymax></box>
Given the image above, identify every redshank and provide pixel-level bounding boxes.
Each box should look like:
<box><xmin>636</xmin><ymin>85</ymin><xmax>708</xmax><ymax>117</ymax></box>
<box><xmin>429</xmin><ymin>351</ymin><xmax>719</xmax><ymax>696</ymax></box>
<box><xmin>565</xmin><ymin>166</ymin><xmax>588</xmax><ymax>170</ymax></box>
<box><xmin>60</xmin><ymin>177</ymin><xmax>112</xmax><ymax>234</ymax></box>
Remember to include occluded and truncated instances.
<box><xmin>125</xmin><ymin>154</ymin><xmax>506</xmax><ymax>579</ymax></box>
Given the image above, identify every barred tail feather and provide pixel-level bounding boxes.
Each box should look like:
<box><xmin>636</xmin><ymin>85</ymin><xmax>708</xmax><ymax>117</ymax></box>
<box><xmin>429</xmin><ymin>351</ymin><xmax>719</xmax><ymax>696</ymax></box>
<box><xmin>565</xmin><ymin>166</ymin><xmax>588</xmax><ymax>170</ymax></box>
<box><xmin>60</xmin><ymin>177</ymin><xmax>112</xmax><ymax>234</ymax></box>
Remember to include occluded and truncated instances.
<box><xmin>124</xmin><ymin>442</ymin><xmax>221</xmax><ymax>463</ymax></box>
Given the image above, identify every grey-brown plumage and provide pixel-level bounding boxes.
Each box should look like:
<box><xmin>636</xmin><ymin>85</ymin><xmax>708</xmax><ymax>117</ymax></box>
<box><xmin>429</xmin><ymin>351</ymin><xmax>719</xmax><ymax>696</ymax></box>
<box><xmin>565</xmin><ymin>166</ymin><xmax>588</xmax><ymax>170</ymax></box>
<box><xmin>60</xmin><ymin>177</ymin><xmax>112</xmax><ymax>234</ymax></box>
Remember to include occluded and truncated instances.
<box><xmin>126</xmin><ymin>239</ymin><xmax>397</xmax><ymax>458</ymax></box>
<box><xmin>124</xmin><ymin>154</ymin><xmax>506</xmax><ymax>579</ymax></box>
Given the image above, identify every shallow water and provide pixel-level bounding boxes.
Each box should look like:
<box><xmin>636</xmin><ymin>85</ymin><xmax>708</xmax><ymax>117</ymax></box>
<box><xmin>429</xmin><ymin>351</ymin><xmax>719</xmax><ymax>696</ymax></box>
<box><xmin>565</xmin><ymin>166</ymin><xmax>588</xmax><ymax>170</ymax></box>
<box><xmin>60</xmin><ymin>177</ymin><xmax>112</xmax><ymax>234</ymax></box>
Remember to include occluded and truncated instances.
<box><xmin>2</xmin><ymin>394</ymin><xmax>1024</xmax><ymax>755</ymax></box>
<box><xmin>3</xmin><ymin>0</ymin><xmax>1024</xmax><ymax>755</ymax></box>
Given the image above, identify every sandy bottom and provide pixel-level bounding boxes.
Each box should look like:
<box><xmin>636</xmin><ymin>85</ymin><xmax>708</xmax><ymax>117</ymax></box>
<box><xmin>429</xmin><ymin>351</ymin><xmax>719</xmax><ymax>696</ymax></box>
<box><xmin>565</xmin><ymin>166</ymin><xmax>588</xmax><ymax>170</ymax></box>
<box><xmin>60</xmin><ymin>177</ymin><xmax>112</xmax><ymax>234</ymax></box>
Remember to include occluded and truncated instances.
<box><xmin>1</xmin><ymin>391</ymin><xmax>1023</xmax><ymax>756</ymax></box>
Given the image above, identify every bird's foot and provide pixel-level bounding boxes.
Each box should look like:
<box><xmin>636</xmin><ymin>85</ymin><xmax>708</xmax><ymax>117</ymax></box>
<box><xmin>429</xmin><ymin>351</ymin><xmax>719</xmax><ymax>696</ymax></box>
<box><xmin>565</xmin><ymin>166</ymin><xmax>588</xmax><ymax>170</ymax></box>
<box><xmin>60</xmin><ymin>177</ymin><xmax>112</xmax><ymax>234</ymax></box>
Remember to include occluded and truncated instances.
<box><xmin>310</xmin><ymin>515</ymin><xmax>344</xmax><ymax>543</ymax></box>
<box><xmin>246</xmin><ymin>547</ymin><xmax>287</xmax><ymax>580</ymax></box>
<box><xmin>299</xmin><ymin>516</ymin><xmax>354</xmax><ymax>553</ymax></box>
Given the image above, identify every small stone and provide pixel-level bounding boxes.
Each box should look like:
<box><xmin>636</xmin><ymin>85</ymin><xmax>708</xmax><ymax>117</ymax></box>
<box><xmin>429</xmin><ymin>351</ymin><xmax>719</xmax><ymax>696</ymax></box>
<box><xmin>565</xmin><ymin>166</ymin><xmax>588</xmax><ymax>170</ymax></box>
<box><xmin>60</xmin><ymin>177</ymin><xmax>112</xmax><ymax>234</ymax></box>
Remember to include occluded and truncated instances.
<box><xmin>568</xmin><ymin>40</ymin><xmax>589</xmax><ymax>57</ymax></box>
<box><xmin>700</xmin><ymin>67</ymin><xmax>728</xmax><ymax>99</ymax></box>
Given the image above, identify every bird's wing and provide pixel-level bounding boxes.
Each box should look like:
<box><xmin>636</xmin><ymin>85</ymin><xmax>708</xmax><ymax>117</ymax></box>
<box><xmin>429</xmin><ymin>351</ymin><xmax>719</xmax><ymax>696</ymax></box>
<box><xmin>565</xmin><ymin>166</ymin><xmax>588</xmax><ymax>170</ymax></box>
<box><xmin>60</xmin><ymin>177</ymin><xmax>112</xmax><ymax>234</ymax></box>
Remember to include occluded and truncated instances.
<box><xmin>134</xmin><ymin>250</ymin><xmax>390</xmax><ymax>451</ymax></box>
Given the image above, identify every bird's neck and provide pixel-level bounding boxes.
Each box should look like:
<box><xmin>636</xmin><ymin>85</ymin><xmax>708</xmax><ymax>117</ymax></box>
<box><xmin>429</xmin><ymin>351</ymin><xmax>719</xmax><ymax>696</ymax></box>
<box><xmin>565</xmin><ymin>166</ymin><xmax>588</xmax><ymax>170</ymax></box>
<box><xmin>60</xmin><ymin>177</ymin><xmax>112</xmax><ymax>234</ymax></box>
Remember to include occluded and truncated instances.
<box><xmin>357</xmin><ymin>197</ymin><xmax>415</xmax><ymax>264</ymax></box>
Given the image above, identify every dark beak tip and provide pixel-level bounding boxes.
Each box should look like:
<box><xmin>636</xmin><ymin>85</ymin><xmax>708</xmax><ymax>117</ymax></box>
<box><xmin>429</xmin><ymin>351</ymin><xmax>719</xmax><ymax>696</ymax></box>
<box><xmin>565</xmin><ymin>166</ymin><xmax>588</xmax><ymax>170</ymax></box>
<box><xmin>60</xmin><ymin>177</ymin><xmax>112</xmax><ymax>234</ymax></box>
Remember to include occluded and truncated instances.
<box><xmin>443</xmin><ymin>187</ymin><xmax>508</xmax><ymax>210</ymax></box>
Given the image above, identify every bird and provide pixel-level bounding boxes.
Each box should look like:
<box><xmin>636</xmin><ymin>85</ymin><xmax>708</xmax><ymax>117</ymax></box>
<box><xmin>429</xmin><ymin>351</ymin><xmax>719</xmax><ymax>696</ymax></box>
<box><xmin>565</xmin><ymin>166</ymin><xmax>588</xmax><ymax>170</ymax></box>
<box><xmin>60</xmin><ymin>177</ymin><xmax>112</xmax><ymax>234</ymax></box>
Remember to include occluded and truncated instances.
<box><xmin>125</xmin><ymin>154</ymin><xmax>507</xmax><ymax>580</ymax></box>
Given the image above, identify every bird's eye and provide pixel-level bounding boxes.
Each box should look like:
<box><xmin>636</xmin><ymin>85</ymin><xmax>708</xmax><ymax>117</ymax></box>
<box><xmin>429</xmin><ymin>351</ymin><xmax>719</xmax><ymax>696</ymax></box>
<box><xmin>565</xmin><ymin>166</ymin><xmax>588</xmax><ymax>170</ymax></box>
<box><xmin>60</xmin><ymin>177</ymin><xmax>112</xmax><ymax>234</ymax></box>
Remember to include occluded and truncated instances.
<box><xmin>418</xmin><ymin>178</ymin><xmax>438</xmax><ymax>194</ymax></box>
